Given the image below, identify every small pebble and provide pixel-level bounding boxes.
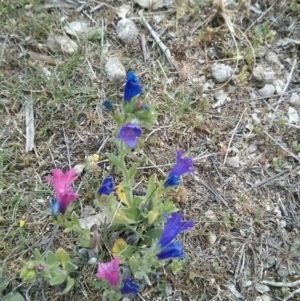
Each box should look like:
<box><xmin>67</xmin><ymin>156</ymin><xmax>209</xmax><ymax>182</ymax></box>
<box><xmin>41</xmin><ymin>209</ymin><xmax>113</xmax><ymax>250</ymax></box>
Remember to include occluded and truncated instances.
<box><xmin>211</xmin><ymin>63</ymin><xmax>232</xmax><ymax>83</ymax></box>
<box><xmin>257</xmin><ymin>84</ymin><xmax>275</xmax><ymax>97</ymax></box>
<box><xmin>254</xmin><ymin>283</ymin><xmax>270</xmax><ymax>294</ymax></box>
<box><xmin>290</xmin><ymin>93</ymin><xmax>300</xmax><ymax>106</ymax></box>
<box><xmin>117</xmin><ymin>18</ymin><xmax>138</xmax><ymax>45</ymax></box>
<box><xmin>255</xmin><ymin>295</ymin><xmax>271</xmax><ymax>301</ymax></box>
<box><xmin>248</xmin><ymin>144</ymin><xmax>257</xmax><ymax>154</ymax></box>
<box><xmin>252</xmin><ymin>65</ymin><xmax>275</xmax><ymax>83</ymax></box>
<box><xmin>105</xmin><ymin>57</ymin><xmax>126</xmax><ymax>83</ymax></box>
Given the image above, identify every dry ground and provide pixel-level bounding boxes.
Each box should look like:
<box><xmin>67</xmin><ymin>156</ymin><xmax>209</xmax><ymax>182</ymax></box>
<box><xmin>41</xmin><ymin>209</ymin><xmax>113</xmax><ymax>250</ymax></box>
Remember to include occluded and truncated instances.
<box><xmin>1</xmin><ymin>0</ymin><xmax>300</xmax><ymax>300</ymax></box>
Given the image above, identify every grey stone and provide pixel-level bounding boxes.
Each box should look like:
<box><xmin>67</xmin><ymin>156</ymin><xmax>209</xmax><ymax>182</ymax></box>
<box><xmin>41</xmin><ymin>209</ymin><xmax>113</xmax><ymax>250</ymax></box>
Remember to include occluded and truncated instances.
<box><xmin>105</xmin><ymin>57</ymin><xmax>126</xmax><ymax>83</ymax></box>
<box><xmin>257</xmin><ymin>84</ymin><xmax>275</xmax><ymax>97</ymax></box>
<box><xmin>211</xmin><ymin>63</ymin><xmax>232</xmax><ymax>82</ymax></box>
<box><xmin>117</xmin><ymin>18</ymin><xmax>138</xmax><ymax>45</ymax></box>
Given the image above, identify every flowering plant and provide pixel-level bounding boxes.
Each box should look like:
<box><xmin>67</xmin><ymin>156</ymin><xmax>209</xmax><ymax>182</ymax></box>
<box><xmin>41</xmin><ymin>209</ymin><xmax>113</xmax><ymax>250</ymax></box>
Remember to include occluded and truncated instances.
<box><xmin>20</xmin><ymin>71</ymin><xmax>195</xmax><ymax>300</ymax></box>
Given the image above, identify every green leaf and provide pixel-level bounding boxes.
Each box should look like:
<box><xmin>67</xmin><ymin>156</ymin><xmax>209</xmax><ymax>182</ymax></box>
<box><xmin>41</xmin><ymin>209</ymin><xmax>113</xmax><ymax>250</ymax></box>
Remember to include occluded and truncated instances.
<box><xmin>148</xmin><ymin>211</ymin><xmax>159</xmax><ymax>225</ymax></box>
<box><xmin>3</xmin><ymin>292</ymin><xmax>25</xmax><ymax>301</ymax></box>
<box><xmin>106</xmin><ymin>153</ymin><xmax>123</xmax><ymax>169</ymax></box>
<box><xmin>120</xmin><ymin>207</ymin><xmax>140</xmax><ymax>224</ymax></box>
<box><xmin>132</xmin><ymin>196</ymin><xmax>143</xmax><ymax>206</ymax></box>
<box><xmin>129</xmin><ymin>256</ymin><xmax>139</xmax><ymax>275</ymax></box>
<box><xmin>61</xmin><ymin>276</ymin><xmax>75</xmax><ymax>294</ymax></box>
<box><xmin>46</xmin><ymin>251</ymin><xmax>58</xmax><ymax>266</ymax></box>
<box><xmin>49</xmin><ymin>273</ymin><xmax>67</xmax><ymax>286</ymax></box>
<box><xmin>0</xmin><ymin>276</ymin><xmax>9</xmax><ymax>293</ymax></box>
<box><xmin>127</xmin><ymin>163</ymin><xmax>138</xmax><ymax>179</ymax></box>
<box><xmin>78</xmin><ymin>227</ymin><xmax>91</xmax><ymax>248</ymax></box>
<box><xmin>55</xmin><ymin>248</ymin><xmax>69</xmax><ymax>269</ymax></box>
<box><xmin>144</xmin><ymin>174</ymin><xmax>156</xmax><ymax>201</ymax></box>
<box><xmin>162</xmin><ymin>200</ymin><xmax>177</xmax><ymax>214</ymax></box>
<box><xmin>64</xmin><ymin>261</ymin><xmax>77</xmax><ymax>272</ymax></box>
<box><xmin>34</xmin><ymin>249</ymin><xmax>43</xmax><ymax>262</ymax></box>
<box><xmin>142</xmin><ymin>228</ymin><xmax>162</xmax><ymax>245</ymax></box>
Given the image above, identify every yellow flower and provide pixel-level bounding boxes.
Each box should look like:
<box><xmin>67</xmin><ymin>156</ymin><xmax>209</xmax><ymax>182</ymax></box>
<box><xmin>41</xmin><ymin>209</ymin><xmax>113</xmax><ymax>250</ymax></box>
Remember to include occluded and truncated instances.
<box><xmin>20</xmin><ymin>220</ymin><xmax>25</xmax><ymax>227</ymax></box>
<box><xmin>91</xmin><ymin>154</ymin><xmax>99</xmax><ymax>162</ymax></box>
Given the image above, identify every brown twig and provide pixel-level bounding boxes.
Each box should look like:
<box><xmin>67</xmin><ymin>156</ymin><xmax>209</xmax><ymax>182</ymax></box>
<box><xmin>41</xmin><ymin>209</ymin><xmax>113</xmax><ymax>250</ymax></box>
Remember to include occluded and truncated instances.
<box><xmin>263</xmin><ymin>130</ymin><xmax>300</xmax><ymax>162</ymax></box>
<box><xmin>140</xmin><ymin>34</ymin><xmax>150</xmax><ymax>62</ymax></box>
<box><xmin>139</xmin><ymin>11</ymin><xmax>178</xmax><ymax>71</ymax></box>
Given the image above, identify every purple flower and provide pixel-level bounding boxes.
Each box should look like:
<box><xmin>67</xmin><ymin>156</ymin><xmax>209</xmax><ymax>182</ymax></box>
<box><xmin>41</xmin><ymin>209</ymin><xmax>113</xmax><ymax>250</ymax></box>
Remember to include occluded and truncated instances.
<box><xmin>159</xmin><ymin>212</ymin><xmax>194</xmax><ymax>248</ymax></box>
<box><xmin>95</xmin><ymin>257</ymin><xmax>120</xmax><ymax>286</ymax></box>
<box><xmin>124</xmin><ymin>71</ymin><xmax>143</xmax><ymax>102</ymax></box>
<box><xmin>157</xmin><ymin>241</ymin><xmax>185</xmax><ymax>260</ymax></box>
<box><xmin>121</xmin><ymin>277</ymin><xmax>140</xmax><ymax>294</ymax></box>
<box><xmin>164</xmin><ymin>150</ymin><xmax>194</xmax><ymax>187</ymax></box>
<box><xmin>98</xmin><ymin>176</ymin><xmax>114</xmax><ymax>195</ymax></box>
<box><xmin>118</xmin><ymin>123</ymin><xmax>142</xmax><ymax>148</ymax></box>
<box><xmin>47</xmin><ymin>168</ymin><xmax>79</xmax><ymax>215</ymax></box>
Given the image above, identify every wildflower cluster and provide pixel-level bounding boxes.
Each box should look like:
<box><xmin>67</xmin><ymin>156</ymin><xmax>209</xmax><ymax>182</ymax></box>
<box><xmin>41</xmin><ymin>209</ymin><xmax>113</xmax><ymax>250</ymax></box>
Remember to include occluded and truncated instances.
<box><xmin>20</xmin><ymin>71</ymin><xmax>195</xmax><ymax>300</ymax></box>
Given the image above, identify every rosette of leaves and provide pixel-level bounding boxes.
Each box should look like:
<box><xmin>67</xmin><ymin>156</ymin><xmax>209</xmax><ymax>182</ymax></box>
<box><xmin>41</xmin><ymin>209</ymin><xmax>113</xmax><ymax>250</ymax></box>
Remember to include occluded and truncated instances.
<box><xmin>266</xmin><ymin>236</ymin><xmax>300</xmax><ymax>277</ymax></box>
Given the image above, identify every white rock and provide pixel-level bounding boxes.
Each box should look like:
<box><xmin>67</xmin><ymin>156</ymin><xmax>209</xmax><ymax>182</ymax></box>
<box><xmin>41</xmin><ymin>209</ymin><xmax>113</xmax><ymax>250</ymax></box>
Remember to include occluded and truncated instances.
<box><xmin>227</xmin><ymin>155</ymin><xmax>240</xmax><ymax>168</ymax></box>
<box><xmin>46</xmin><ymin>35</ymin><xmax>78</xmax><ymax>54</ymax></box>
<box><xmin>211</xmin><ymin>63</ymin><xmax>232</xmax><ymax>83</ymax></box>
<box><xmin>117</xmin><ymin>18</ymin><xmax>138</xmax><ymax>45</ymax></box>
<box><xmin>255</xmin><ymin>295</ymin><xmax>272</xmax><ymax>301</ymax></box>
<box><xmin>248</xmin><ymin>144</ymin><xmax>257</xmax><ymax>154</ymax></box>
<box><xmin>273</xmin><ymin>79</ymin><xmax>285</xmax><ymax>94</ymax></box>
<box><xmin>204</xmin><ymin>210</ymin><xmax>216</xmax><ymax>220</ymax></box>
<box><xmin>208</xmin><ymin>232</ymin><xmax>217</xmax><ymax>245</ymax></box>
<box><xmin>254</xmin><ymin>283</ymin><xmax>270</xmax><ymax>294</ymax></box>
<box><xmin>266</xmin><ymin>51</ymin><xmax>283</xmax><ymax>69</ymax></box>
<box><xmin>257</xmin><ymin>84</ymin><xmax>275</xmax><ymax>97</ymax></box>
<box><xmin>252</xmin><ymin>65</ymin><xmax>275</xmax><ymax>83</ymax></box>
<box><xmin>87</xmin><ymin>257</ymin><xmax>97</xmax><ymax>265</ymax></box>
<box><xmin>288</xmin><ymin>106</ymin><xmax>299</xmax><ymax>123</ymax></box>
<box><xmin>290</xmin><ymin>93</ymin><xmax>300</xmax><ymax>105</ymax></box>
<box><xmin>105</xmin><ymin>57</ymin><xmax>126</xmax><ymax>83</ymax></box>
<box><xmin>241</xmin><ymin>280</ymin><xmax>252</xmax><ymax>288</ymax></box>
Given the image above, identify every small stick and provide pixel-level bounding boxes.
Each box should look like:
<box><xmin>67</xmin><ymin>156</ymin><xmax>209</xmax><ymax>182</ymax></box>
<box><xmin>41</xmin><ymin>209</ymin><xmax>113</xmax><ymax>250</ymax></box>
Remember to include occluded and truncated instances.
<box><xmin>283</xmin><ymin>288</ymin><xmax>300</xmax><ymax>301</ymax></box>
<box><xmin>140</xmin><ymin>34</ymin><xmax>150</xmax><ymax>62</ymax></box>
<box><xmin>261</xmin><ymin>279</ymin><xmax>300</xmax><ymax>288</ymax></box>
<box><xmin>263</xmin><ymin>130</ymin><xmax>300</xmax><ymax>162</ymax></box>
<box><xmin>139</xmin><ymin>11</ymin><xmax>178</xmax><ymax>71</ymax></box>
<box><xmin>25</xmin><ymin>96</ymin><xmax>35</xmax><ymax>152</ymax></box>
<box><xmin>269</xmin><ymin>59</ymin><xmax>297</xmax><ymax>127</ymax></box>
<box><xmin>250</xmin><ymin>163</ymin><xmax>300</xmax><ymax>189</ymax></box>
<box><xmin>62</xmin><ymin>127</ymin><xmax>72</xmax><ymax>169</ymax></box>
<box><xmin>223</xmin><ymin>108</ymin><xmax>247</xmax><ymax>165</ymax></box>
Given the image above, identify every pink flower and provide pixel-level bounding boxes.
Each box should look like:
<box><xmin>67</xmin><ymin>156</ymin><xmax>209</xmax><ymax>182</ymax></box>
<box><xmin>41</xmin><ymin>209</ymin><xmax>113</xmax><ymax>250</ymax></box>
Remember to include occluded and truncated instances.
<box><xmin>95</xmin><ymin>257</ymin><xmax>120</xmax><ymax>286</ymax></box>
<box><xmin>47</xmin><ymin>168</ymin><xmax>79</xmax><ymax>214</ymax></box>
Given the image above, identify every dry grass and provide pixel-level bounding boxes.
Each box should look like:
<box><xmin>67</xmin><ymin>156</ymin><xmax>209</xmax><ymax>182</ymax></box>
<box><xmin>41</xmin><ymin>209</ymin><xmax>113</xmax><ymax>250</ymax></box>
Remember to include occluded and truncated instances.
<box><xmin>1</xmin><ymin>0</ymin><xmax>300</xmax><ymax>300</ymax></box>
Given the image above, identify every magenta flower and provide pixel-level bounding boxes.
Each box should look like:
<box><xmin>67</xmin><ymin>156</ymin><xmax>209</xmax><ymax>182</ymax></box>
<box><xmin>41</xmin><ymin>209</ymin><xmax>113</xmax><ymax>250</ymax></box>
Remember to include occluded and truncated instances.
<box><xmin>164</xmin><ymin>150</ymin><xmax>195</xmax><ymax>187</ymax></box>
<box><xmin>47</xmin><ymin>168</ymin><xmax>79</xmax><ymax>214</ymax></box>
<box><xmin>118</xmin><ymin>123</ymin><xmax>142</xmax><ymax>148</ymax></box>
<box><xmin>95</xmin><ymin>257</ymin><xmax>120</xmax><ymax>286</ymax></box>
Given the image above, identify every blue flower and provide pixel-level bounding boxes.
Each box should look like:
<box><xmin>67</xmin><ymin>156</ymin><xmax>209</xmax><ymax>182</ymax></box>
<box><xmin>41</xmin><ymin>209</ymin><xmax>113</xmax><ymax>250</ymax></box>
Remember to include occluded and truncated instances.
<box><xmin>124</xmin><ymin>71</ymin><xmax>143</xmax><ymax>102</ymax></box>
<box><xmin>164</xmin><ymin>149</ymin><xmax>194</xmax><ymax>187</ymax></box>
<box><xmin>51</xmin><ymin>197</ymin><xmax>60</xmax><ymax>218</ymax></box>
<box><xmin>98</xmin><ymin>176</ymin><xmax>114</xmax><ymax>195</ymax></box>
<box><xmin>157</xmin><ymin>241</ymin><xmax>185</xmax><ymax>259</ymax></box>
<box><xmin>159</xmin><ymin>212</ymin><xmax>194</xmax><ymax>248</ymax></box>
<box><xmin>103</xmin><ymin>100</ymin><xmax>114</xmax><ymax>112</ymax></box>
<box><xmin>121</xmin><ymin>277</ymin><xmax>140</xmax><ymax>294</ymax></box>
<box><xmin>118</xmin><ymin>123</ymin><xmax>142</xmax><ymax>148</ymax></box>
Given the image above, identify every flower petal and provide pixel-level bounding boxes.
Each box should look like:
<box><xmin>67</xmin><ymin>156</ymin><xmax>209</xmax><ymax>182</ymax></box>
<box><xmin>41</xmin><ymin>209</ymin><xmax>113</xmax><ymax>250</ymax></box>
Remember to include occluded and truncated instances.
<box><xmin>164</xmin><ymin>150</ymin><xmax>194</xmax><ymax>187</ymax></box>
<box><xmin>159</xmin><ymin>212</ymin><xmax>194</xmax><ymax>248</ymax></box>
<box><xmin>121</xmin><ymin>277</ymin><xmax>140</xmax><ymax>294</ymax></box>
<box><xmin>118</xmin><ymin>123</ymin><xmax>142</xmax><ymax>148</ymax></box>
<box><xmin>98</xmin><ymin>176</ymin><xmax>114</xmax><ymax>195</ymax></box>
<box><xmin>124</xmin><ymin>71</ymin><xmax>143</xmax><ymax>102</ymax></box>
<box><xmin>157</xmin><ymin>241</ymin><xmax>185</xmax><ymax>260</ymax></box>
<box><xmin>95</xmin><ymin>257</ymin><xmax>120</xmax><ymax>287</ymax></box>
